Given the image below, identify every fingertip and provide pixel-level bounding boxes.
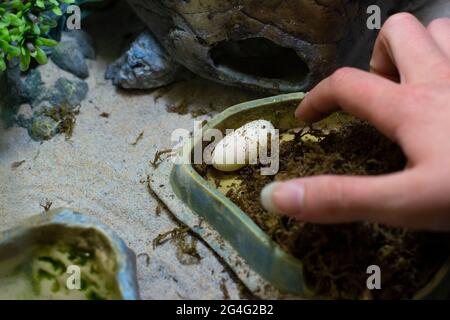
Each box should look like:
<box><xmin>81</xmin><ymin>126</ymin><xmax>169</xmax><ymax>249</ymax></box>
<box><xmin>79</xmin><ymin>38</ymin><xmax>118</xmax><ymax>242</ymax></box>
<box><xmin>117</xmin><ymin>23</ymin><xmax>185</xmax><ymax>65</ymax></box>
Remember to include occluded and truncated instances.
<box><xmin>384</xmin><ymin>12</ymin><xmax>419</xmax><ymax>30</ymax></box>
<box><xmin>294</xmin><ymin>100</ymin><xmax>311</xmax><ymax>122</ymax></box>
<box><xmin>260</xmin><ymin>181</ymin><xmax>305</xmax><ymax>217</ymax></box>
<box><xmin>294</xmin><ymin>94</ymin><xmax>323</xmax><ymax>123</ymax></box>
<box><xmin>260</xmin><ymin>182</ymin><xmax>282</xmax><ymax>214</ymax></box>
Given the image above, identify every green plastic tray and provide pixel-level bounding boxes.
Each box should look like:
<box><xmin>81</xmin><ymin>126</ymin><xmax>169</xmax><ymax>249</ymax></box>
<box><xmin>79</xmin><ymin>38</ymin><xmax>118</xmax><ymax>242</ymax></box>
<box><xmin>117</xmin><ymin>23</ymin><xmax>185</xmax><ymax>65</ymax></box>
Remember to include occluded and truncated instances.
<box><xmin>170</xmin><ymin>92</ymin><xmax>450</xmax><ymax>299</ymax></box>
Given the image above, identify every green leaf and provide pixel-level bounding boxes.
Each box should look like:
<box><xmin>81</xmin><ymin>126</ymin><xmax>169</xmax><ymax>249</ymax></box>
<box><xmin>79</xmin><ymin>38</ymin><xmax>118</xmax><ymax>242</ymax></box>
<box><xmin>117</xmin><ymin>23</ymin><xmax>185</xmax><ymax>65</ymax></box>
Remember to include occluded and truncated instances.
<box><xmin>0</xmin><ymin>39</ymin><xmax>9</xmax><ymax>51</ymax></box>
<box><xmin>36</xmin><ymin>0</ymin><xmax>45</xmax><ymax>9</ymax></box>
<box><xmin>32</xmin><ymin>23</ymin><xmax>40</xmax><ymax>34</ymax></box>
<box><xmin>41</xmin><ymin>25</ymin><xmax>50</xmax><ymax>33</ymax></box>
<box><xmin>35</xmin><ymin>46</ymin><xmax>48</xmax><ymax>65</ymax></box>
<box><xmin>8</xmin><ymin>14</ymin><xmax>22</xmax><ymax>27</ymax></box>
<box><xmin>0</xmin><ymin>57</ymin><xmax>6</xmax><ymax>72</ymax></box>
<box><xmin>36</xmin><ymin>37</ymin><xmax>58</xmax><ymax>47</ymax></box>
<box><xmin>52</xmin><ymin>7</ymin><xmax>63</xmax><ymax>16</ymax></box>
<box><xmin>19</xmin><ymin>49</ymin><xmax>30</xmax><ymax>71</ymax></box>
<box><xmin>6</xmin><ymin>45</ymin><xmax>21</xmax><ymax>57</ymax></box>
<box><xmin>1</xmin><ymin>15</ymin><xmax>11</xmax><ymax>25</ymax></box>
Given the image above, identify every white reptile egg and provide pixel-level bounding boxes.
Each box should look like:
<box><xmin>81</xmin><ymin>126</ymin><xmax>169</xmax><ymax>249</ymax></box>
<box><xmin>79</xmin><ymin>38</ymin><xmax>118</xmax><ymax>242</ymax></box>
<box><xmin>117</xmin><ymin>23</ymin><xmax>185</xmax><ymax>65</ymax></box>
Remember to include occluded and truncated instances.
<box><xmin>212</xmin><ymin>120</ymin><xmax>274</xmax><ymax>172</ymax></box>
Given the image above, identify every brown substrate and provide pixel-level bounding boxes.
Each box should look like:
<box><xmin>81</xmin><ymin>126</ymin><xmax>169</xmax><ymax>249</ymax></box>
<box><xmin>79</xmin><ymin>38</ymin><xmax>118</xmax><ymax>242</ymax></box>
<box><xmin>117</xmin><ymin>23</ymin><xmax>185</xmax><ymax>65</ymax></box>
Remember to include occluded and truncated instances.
<box><xmin>195</xmin><ymin>121</ymin><xmax>450</xmax><ymax>299</ymax></box>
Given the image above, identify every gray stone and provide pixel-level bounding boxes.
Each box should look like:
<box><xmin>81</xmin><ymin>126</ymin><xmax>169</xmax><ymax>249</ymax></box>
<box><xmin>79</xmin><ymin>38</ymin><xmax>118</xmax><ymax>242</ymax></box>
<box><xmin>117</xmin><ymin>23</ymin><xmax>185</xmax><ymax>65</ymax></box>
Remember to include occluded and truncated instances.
<box><xmin>0</xmin><ymin>61</ymin><xmax>46</xmax><ymax>126</ymax></box>
<box><xmin>15</xmin><ymin>114</ymin><xmax>32</xmax><ymax>130</ymax></box>
<box><xmin>64</xmin><ymin>30</ymin><xmax>96</xmax><ymax>60</ymax></box>
<box><xmin>0</xmin><ymin>60</ymin><xmax>44</xmax><ymax>106</ymax></box>
<box><xmin>48</xmin><ymin>77</ymin><xmax>89</xmax><ymax>109</ymax></box>
<box><xmin>105</xmin><ymin>31</ymin><xmax>185</xmax><ymax>90</ymax></box>
<box><xmin>3</xmin><ymin>59</ymin><xmax>24</xmax><ymax>106</ymax></box>
<box><xmin>21</xmin><ymin>69</ymin><xmax>46</xmax><ymax>103</ymax></box>
<box><xmin>51</xmin><ymin>38</ymin><xmax>89</xmax><ymax>79</ymax></box>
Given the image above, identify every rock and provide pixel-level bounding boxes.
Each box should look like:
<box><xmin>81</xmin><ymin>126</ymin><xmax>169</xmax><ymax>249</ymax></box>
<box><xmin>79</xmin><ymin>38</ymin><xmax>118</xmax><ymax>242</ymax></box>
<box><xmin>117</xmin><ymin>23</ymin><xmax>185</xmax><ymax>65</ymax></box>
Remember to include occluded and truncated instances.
<box><xmin>64</xmin><ymin>30</ymin><xmax>96</xmax><ymax>60</ymax></box>
<box><xmin>125</xmin><ymin>0</ymin><xmax>427</xmax><ymax>93</ymax></box>
<box><xmin>15</xmin><ymin>113</ymin><xmax>32</xmax><ymax>130</ymax></box>
<box><xmin>0</xmin><ymin>61</ymin><xmax>46</xmax><ymax>125</ymax></box>
<box><xmin>1</xmin><ymin>63</ymin><xmax>88</xmax><ymax>141</ymax></box>
<box><xmin>48</xmin><ymin>77</ymin><xmax>89</xmax><ymax>109</ymax></box>
<box><xmin>29</xmin><ymin>114</ymin><xmax>60</xmax><ymax>140</ymax></box>
<box><xmin>15</xmin><ymin>104</ymin><xmax>33</xmax><ymax>129</ymax></box>
<box><xmin>31</xmin><ymin>77</ymin><xmax>88</xmax><ymax>110</ymax></box>
<box><xmin>21</xmin><ymin>69</ymin><xmax>46</xmax><ymax>103</ymax></box>
<box><xmin>0</xmin><ymin>60</ymin><xmax>45</xmax><ymax>105</ymax></box>
<box><xmin>51</xmin><ymin>38</ymin><xmax>89</xmax><ymax>79</ymax></box>
<box><xmin>105</xmin><ymin>31</ymin><xmax>185</xmax><ymax>89</ymax></box>
<box><xmin>5</xmin><ymin>59</ymin><xmax>37</xmax><ymax>105</ymax></box>
<box><xmin>18</xmin><ymin>77</ymin><xmax>88</xmax><ymax>141</ymax></box>
<box><xmin>3</xmin><ymin>59</ymin><xmax>24</xmax><ymax>106</ymax></box>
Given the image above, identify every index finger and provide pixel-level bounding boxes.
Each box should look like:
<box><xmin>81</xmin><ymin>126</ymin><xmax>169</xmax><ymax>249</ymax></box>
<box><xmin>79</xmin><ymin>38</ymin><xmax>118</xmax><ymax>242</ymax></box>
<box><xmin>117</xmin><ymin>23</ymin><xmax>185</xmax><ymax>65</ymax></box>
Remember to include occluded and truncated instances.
<box><xmin>370</xmin><ymin>13</ymin><xmax>448</xmax><ymax>84</ymax></box>
<box><xmin>295</xmin><ymin>67</ymin><xmax>402</xmax><ymax>140</ymax></box>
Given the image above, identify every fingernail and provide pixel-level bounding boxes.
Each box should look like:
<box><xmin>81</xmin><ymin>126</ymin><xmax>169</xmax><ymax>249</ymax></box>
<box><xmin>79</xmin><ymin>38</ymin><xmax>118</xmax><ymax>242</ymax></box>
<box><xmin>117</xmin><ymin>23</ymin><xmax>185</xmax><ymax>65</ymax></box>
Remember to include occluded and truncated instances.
<box><xmin>260</xmin><ymin>182</ymin><xmax>305</xmax><ymax>215</ymax></box>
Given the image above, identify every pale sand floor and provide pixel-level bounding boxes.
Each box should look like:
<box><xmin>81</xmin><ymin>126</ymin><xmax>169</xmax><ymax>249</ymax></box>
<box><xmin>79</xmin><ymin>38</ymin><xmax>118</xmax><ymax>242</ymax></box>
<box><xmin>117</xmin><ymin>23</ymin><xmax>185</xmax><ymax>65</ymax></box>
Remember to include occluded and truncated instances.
<box><xmin>0</xmin><ymin>1</ymin><xmax>448</xmax><ymax>299</ymax></box>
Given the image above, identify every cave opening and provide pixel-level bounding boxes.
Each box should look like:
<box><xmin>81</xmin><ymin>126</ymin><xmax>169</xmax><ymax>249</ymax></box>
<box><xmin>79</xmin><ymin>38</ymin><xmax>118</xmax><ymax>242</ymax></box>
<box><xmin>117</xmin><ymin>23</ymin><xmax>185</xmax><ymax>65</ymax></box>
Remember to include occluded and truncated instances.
<box><xmin>210</xmin><ymin>37</ymin><xmax>310</xmax><ymax>82</ymax></box>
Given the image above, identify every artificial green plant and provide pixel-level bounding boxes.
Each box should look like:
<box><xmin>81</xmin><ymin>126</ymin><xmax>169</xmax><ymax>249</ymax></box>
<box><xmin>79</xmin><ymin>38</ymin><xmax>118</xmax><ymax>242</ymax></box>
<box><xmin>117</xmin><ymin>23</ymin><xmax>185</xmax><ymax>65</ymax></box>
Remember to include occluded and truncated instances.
<box><xmin>0</xmin><ymin>0</ymin><xmax>75</xmax><ymax>72</ymax></box>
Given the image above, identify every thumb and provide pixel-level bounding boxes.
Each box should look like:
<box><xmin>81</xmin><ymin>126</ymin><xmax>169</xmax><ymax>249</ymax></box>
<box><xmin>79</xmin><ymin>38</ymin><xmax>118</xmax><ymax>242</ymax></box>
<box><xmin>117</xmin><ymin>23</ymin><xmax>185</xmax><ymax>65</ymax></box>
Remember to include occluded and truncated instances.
<box><xmin>260</xmin><ymin>172</ymin><xmax>419</xmax><ymax>227</ymax></box>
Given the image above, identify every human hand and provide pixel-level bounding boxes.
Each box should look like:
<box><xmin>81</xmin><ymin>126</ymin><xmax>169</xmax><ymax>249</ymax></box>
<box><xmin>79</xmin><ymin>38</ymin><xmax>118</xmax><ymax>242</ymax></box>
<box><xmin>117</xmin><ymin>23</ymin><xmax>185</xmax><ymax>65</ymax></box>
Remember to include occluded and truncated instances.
<box><xmin>260</xmin><ymin>13</ymin><xmax>450</xmax><ymax>230</ymax></box>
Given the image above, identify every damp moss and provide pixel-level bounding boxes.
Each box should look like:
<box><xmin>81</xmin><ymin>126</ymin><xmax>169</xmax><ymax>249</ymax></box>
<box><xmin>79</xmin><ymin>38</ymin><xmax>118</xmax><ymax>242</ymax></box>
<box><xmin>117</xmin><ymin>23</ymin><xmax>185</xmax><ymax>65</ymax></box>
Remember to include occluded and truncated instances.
<box><xmin>30</xmin><ymin>242</ymin><xmax>120</xmax><ymax>300</ymax></box>
<box><xmin>37</xmin><ymin>257</ymin><xmax>66</xmax><ymax>275</ymax></box>
<box><xmin>66</xmin><ymin>246</ymin><xmax>93</xmax><ymax>266</ymax></box>
<box><xmin>86</xmin><ymin>290</ymin><xmax>106</xmax><ymax>300</ymax></box>
<box><xmin>43</xmin><ymin>103</ymin><xmax>78</xmax><ymax>139</ymax></box>
<box><xmin>30</xmin><ymin>115</ymin><xmax>60</xmax><ymax>140</ymax></box>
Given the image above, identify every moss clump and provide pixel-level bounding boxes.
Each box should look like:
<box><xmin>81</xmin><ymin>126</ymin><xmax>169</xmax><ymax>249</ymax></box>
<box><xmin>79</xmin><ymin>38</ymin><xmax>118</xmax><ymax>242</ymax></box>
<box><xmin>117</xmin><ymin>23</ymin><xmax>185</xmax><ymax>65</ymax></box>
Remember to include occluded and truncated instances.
<box><xmin>30</xmin><ymin>114</ymin><xmax>59</xmax><ymax>140</ymax></box>
<box><xmin>31</xmin><ymin>242</ymin><xmax>120</xmax><ymax>300</ymax></box>
<box><xmin>30</xmin><ymin>103</ymin><xmax>77</xmax><ymax>140</ymax></box>
<box><xmin>43</xmin><ymin>103</ymin><xmax>78</xmax><ymax>139</ymax></box>
<box><xmin>197</xmin><ymin>120</ymin><xmax>450</xmax><ymax>299</ymax></box>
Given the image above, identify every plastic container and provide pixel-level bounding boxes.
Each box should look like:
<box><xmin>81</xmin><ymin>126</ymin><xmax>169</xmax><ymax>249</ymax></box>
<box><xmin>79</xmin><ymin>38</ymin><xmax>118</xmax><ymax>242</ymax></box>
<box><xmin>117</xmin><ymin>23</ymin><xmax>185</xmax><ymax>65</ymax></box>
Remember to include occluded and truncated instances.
<box><xmin>170</xmin><ymin>92</ymin><xmax>450</xmax><ymax>299</ymax></box>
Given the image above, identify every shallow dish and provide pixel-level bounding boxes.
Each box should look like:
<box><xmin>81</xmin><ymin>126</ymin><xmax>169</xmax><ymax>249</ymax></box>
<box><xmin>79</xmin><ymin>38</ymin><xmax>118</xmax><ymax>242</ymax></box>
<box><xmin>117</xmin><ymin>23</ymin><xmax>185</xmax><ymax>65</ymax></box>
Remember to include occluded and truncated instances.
<box><xmin>0</xmin><ymin>208</ymin><xmax>140</xmax><ymax>300</ymax></box>
<box><xmin>170</xmin><ymin>92</ymin><xmax>450</xmax><ymax>299</ymax></box>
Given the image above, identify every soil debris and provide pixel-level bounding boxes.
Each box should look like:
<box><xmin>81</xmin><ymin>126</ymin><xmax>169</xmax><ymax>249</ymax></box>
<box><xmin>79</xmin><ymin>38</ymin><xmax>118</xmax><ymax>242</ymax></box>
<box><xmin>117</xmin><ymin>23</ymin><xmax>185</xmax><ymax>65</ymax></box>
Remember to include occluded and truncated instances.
<box><xmin>137</xmin><ymin>253</ymin><xmax>151</xmax><ymax>266</ymax></box>
<box><xmin>152</xmin><ymin>226</ymin><xmax>202</xmax><ymax>265</ymax></box>
<box><xmin>150</xmin><ymin>149</ymin><xmax>173</xmax><ymax>168</ymax></box>
<box><xmin>130</xmin><ymin>130</ymin><xmax>144</xmax><ymax>146</ymax></box>
<box><xmin>166</xmin><ymin>100</ymin><xmax>189</xmax><ymax>115</ymax></box>
<box><xmin>11</xmin><ymin>160</ymin><xmax>26</xmax><ymax>169</ymax></box>
<box><xmin>220</xmin><ymin>279</ymin><xmax>230</xmax><ymax>300</ymax></box>
<box><xmin>39</xmin><ymin>198</ymin><xmax>53</xmax><ymax>212</ymax></box>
